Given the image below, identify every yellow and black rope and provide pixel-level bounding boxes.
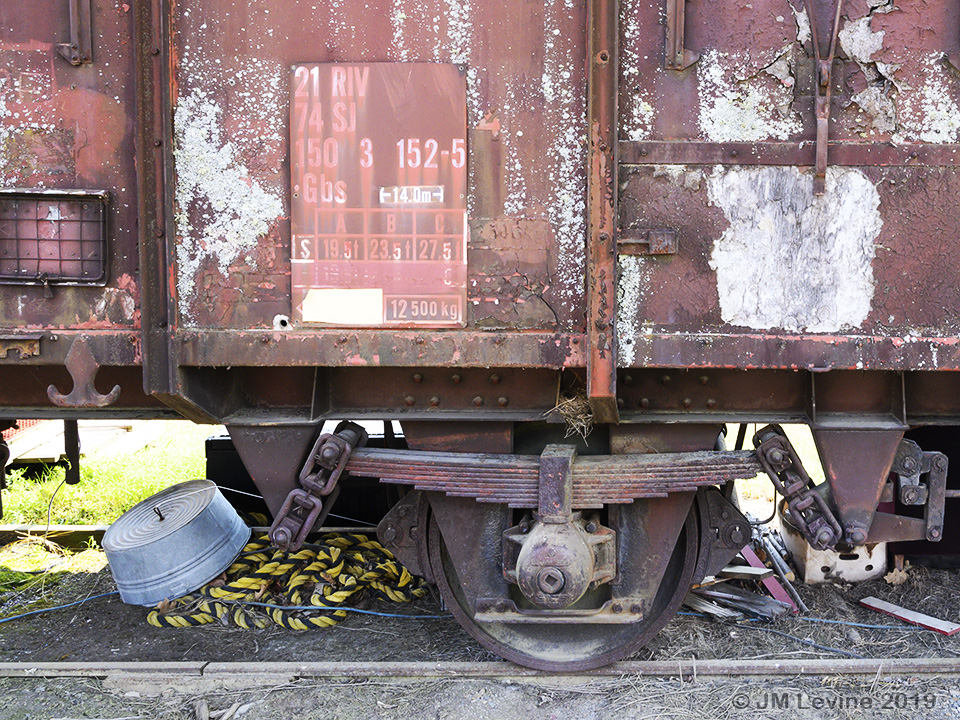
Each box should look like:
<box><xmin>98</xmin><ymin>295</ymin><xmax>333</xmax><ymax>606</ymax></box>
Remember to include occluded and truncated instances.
<box><xmin>147</xmin><ymin>533</ymin><xmax>427</xmax><ymax>629</ymax></box>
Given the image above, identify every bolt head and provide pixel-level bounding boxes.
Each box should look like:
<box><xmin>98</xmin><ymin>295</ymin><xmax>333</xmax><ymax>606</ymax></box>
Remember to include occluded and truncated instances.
<box><xmin>847</xmin><ymin>527</ymin><xmax>868</xmax><ymax>545</ymax></box>
<box><xmin>381</xmin><ymin>526</ymin><xmax>398</xmax><ymax>543</ymax></box>
<box><xmin>537</xmin><ymin>567</ymin><xmax>566</xmax><ymax>595</ymax></box>
<box><xmin>815</xmin><ymin>528</ymin><xmax>835</xmax><ymax>548</ymax></box>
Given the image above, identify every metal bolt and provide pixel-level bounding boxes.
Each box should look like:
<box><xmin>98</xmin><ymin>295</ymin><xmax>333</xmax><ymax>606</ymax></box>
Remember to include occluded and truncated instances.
<box><xmin>585</xmin><ymin>521</ymin><xmax>598</xmax><ymax>533</ymax></box>
<box><xmin>630</xmin><ymin>604</ymin><xmax>642</xmax><ymax>615</ymax></box>
<box><xmin>320</xmin><ymin>445</ymin><xmax>339</xmax><ymax>463</ymax></box>
<box><xmin>430</xmin><ymin>396</ymin><xmax>440</xmax><ymax>407</ymax></box>
<box><xmin>929</xmin><ymin>527</ymin><xmax>942</xmax><ymax>540</ymax></box>
<box><xmin>767</xmin><ymin>449</ymin><xmax>785</xmax><ymax>465</ymax></box>
<box><xmin>498</xmin><ymin>397</ymin><xmax>508</xmax><ymax>407</ymax></box>
<box><xmin>816</xmin><ymin>528</ymin><xmax>835</xmax><ymax>548</ymax></box>
<box><xmin>847</xmin><ymin>526</ymin><xmax>868</xmax><ymax>545</ymax></box>
<box><xmin>901</xmin><ymin>456</ymin><xmax>918</xmax><ymax>473</ymax></box>
<box><xmin>412</xmin><ymin>373</ymin><xmax>423</xmax><ymax>383</ymax></box>
<box><xmin>339</xmin><ymin>335</ymin><xmax>348</xmax><ymax>344</ymax></box>
<box><xmin>612</xmin><ymin>603</ymin><xmax>623</xmax><ymax>614</ymax></box>
<box><xmin>381</xmin><ymin>526</ymin><xmax>398</xmax><ymax>543</ymax></box>
<box><xmin>537</xmin><ymin>567</ymin><xmax>565</xmax><ymax>595</ymax></box>
<box><xmin>404</xmin><ymin>396</ymin><xmax>415</xmax><ymax>407</ymax></box>
<box><xmin>260</xmin><ymin>336</ymin><xmax>269</xmax><ymax>344</ymax></box>
<box><xmin>474</xmin><ymin>396</ymin><xmax>484</xmax><ymax>407</ymax></box>
<box><xmin>901</xmin><ymin>486</ymin><xmax>920</xmax><ymax>504</ymax></box>
<box><xmin>272</xmin><ymin>527</ymin><xmax>291</xmax><ymax>546</ymax></box>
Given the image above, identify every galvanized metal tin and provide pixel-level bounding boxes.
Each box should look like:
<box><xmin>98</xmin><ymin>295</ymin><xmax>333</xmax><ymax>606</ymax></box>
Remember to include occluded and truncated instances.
<box><xmin>102</xmin><ymin>479</ymin><xmax>250</xmax><ymax>606</ymax></box>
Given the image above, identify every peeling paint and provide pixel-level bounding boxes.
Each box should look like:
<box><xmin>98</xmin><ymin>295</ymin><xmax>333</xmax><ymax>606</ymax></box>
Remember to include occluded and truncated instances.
<box><xmin>616</xmin><ymin>255</ymin><xmax>651</xmax><ymax>367</ymax></box>
<box><xmin>793</xmin><ymin>7</ymin><xmax>812</xmax><ymax>45</ymax></box>
<box><xmin>707</xmin><ymin>167</ymin><xmax>881</xmax><ymax>333</ymax></box>
<box><xmin>839</xmin><ymin>17</ymin><xmax>884</xmax><ymax>65</ymax></box>
<box><xmin>697</xmin><ymin>50</ymin><xmax>801</xmax><ymax>142</ymax></box>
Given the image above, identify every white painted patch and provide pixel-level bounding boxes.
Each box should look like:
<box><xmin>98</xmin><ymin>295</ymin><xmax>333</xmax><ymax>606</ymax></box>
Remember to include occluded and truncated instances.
<box><xmin>838</xmin><ymin>17</ymin><xmax>884</xmax><ymax>65</ymax></box>
<box><xmin>707</xmin><ymin>167</ymin><xmax>881</xmax><ymax>333</ymax></box>
<box><xmin>174</xmin><ymin>94</ymin><xmax>283</xmax><ymax>308</ymax></box>
<box><xmin>616</xmin><ymin>255</ymin><xmax>651</xmax><ymax>367</ymax></box>
<box><xmin>697</xmin><ymin>50</ymin><xmax>801</xmax><ymax>142</ymax></box>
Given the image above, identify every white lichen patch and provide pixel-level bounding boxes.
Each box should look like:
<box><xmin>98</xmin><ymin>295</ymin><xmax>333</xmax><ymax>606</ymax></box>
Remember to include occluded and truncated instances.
<box><xmin>697</xmin><ymin>50</ymin><xmax>801</xmax><ymax>142</ymax></box>
<box><xmin>851</xmin><ymin>86</ymin><xmax>897</xmax><ymax>135</ymax></box>
<box><xmin>616</xmin><ymin>255</ymin><xmax>651</xmax><ymax>367</ymax></box>
<box><xmin>540</xmin><ymin>1</ymin><xmax>586</xmax><ymax>318</ymax></box>
<box><xmin>839</xmin><ymin>17</ymin><xmax>884</xmax><ymax>65</ymax></box>
<box><xmin>707</xmin><ymin>167</ymin><xmax>881</xmax><ymax>333</ymax></box>
<box><xmin>174</xmin><ymin>93</ymin><xmax>283</xmax><ymax>307</ymax></box>
<box><xmin>622</xmin><ymin>96</ymin><xmax>655</xmax><ymax>141</ymax></box>
<box><xmin>173</xmin><ymin>18</ymin><xmax>286</xmax><ymax>319</ymax></box>
<box><xmin>896</xmin><ymin>55</ymin><xmax>960</xmax><ymax>143</ymax></box>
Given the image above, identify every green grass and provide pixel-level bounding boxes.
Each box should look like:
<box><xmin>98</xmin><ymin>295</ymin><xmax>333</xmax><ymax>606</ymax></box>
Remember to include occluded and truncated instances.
<box><xmin>3</xmin><ymin>421</ymin><xmax>214</xmax><ymax>526</ymax></box>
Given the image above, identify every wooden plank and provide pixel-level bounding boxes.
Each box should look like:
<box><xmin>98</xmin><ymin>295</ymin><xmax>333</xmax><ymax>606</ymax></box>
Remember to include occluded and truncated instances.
<box><xmin>718</xmin><ymin>565</ymin><xmax>774</xmax><ymax>581</ymax></box>
<box><xmin>2</xmin><ymin>658</ymin><xmax>960</xmax><ymax>680</ymax></box>
<box><xmin>739</xmin><ymin>544</ymin><xmax>798</xmax><ymax>612</ymax></box>
<box><xmin>860</xmin><ymin>596</ymin><xmax>960</xmax><ymax>636</ymax></box>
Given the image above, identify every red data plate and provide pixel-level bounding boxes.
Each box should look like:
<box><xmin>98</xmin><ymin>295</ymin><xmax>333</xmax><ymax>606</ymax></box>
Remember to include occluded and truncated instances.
<box><xmin>290</xmin><ymin>63</ymin><xmax>468</xmax><ymax>327</ymax></box>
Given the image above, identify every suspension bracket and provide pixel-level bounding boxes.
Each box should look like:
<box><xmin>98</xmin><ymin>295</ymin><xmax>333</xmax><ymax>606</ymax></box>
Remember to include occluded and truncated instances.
<box><xmin>269</xmin><ymin>421</ymin><xmax>368</xmax><ymax>550</ymax></box>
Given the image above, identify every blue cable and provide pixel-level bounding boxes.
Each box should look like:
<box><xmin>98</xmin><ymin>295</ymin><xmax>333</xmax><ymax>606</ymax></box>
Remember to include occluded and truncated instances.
<box><xmin>0</xmin><ymin>591</ymin><xmax>120</xmax><ymax>625</ymax></box>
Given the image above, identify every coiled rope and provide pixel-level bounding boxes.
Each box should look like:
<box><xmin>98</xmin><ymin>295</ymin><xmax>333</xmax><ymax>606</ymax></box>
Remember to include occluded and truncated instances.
<box><xmin>147</xmin><ymin>533</ymin><xmax>427</xmax><ymax>630</ymax></box>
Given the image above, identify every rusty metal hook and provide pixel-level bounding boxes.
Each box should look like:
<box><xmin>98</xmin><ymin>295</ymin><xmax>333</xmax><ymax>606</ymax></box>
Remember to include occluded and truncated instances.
<box><xmin>47</xmin><ymin>336</ymin><xmax>121</xmax><ymax>408</ymax></box>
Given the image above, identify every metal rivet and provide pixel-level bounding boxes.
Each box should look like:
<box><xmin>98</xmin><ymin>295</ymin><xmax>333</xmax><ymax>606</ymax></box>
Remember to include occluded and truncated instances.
<box><xmin>412</xmin><ymin>373</ymin><xmax>423</xmax><ymax>383</ymax></box>
<box><xmin>154</xmin><ymin>229</ymin><xmax>164</xmax><ymax>237</ymax></box>
<box><xmin>706</xmin><ymin>398</ymin><xmax>717</xmax><ymax>409</ymax></box>
<box><xmin>260</xmin><ymin>336</ymin><xmax>269</xmax><ymax>344</ymax></box>
<box><xmin>617</xmin><ymin>398</ymin><xmax>625</xmax><ymax>408</ymax></box>
<box><xmin>474</xmin><ymin>396</ymin><xmax>484</xmax><ymax>407</ymax></box>
<box><xmin>630</xmin><ymin>604</ymin><xmax>642</xmax><ymax>615</ymax></box>
<box><xmin>730</xmin><ymin>149</ymin><xmax>739</xmax><ymax>158</ymax></box>
<box><xmin>416</xmin><ymin>336</ymin><xmax>424</xmax><ymax>344</ymax></box>
<box><xmin>597</xmin><ymin>50</ymin><xmax>610</xmax><ymax>64</ymax></box>
<box><xmin>404</xmin><ymin>396</ymin><xmax>416</xmax><ymax>407</ymax></box>
<box><xmin>490</xmin><ymin>374</ymin><xmax>501</xmax><ymax>384</ymax></box>
<box><xmin>640</xmin><ymin>398</ymin><xmax>649</xmax><ymax>408</ymax></box>
<box><xmin>152</xmin><ymin>47</ymin><xmax>160</xmax><ymax>56</ymax></box>
<box><xmin>624</xmin><ymin>375</ymin><xmax>634</xmax><ymax>386</ymax></box>
<box><xmin>429</xmin><ymin>396</ymin><xmax>440</xmax><ymax>407</ymax></box>
<box><xmin>498</xmin><ymin>397</ymin><xmax>508</xmax><ymax>407</ymax></box>
<box><xmin>660</xmin><ymin>374</ymin><xmax>671</xmax><ymax>385</ymax></box>
<box><xmin>612</xmin><ymin>603</ymin><xmax>623</xmax><ymax>613</ymax></box>
<box><xmin>339</xmin><ymin>335</ymin><xmax>348</xmax><ymax>344</ymax></box>
<box><xmin>452</xmin><ymin>374</ymin><xmax>462</xmax><ymax>384</ymax></box>
<box><xmin>154</xmin><ymin>139</ymin><xmax>162</xmax><ymax>147</ymax></box>
<box><xmin>699</xmin><ymin>375</ymin><xmax>709</xmax><ymax>385</ymax></box>
<box><xmin>682</xmin><ymin>398</ymin><xmax>692</xmax><ymax>408</ymax></box>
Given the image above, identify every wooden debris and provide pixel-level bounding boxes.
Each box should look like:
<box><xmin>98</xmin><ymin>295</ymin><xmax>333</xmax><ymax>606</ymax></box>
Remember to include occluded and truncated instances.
<box><xmin>683</xmin><ymin>593</ymin><xmax>743</xmax><ymax>620</ymax></box>
<box><xmin>739</xmin><ymin>545</ymin><xmax>798</xmax><ymax>612</ymax></box>
<box><xmin>860</xmin><ymin>596</ymin><xmax>960</xmax><ymax>636</ymax></box>
<box><xmin>718</xmin><ymin>565</ymin><xmax>773</xmax><ymax>581</ymax></box>
<box><xmin>695</xmin><ymin>585</ymin><xmax>793</xmax><ymax>620</ymax></box>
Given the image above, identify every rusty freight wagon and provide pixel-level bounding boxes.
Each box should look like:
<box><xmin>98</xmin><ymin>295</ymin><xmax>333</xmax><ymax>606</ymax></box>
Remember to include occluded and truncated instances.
<box><xmin>2</xmin><ymin>0</ymin><xmax>960</xmax><ymax>669</ymax></box>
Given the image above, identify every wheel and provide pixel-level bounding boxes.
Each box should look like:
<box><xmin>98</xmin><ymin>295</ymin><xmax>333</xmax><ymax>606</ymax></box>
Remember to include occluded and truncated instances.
<box><xmin>427</xmin><ymin>502</ymin><xmax>698</xmax><ymax>671</ymax></box>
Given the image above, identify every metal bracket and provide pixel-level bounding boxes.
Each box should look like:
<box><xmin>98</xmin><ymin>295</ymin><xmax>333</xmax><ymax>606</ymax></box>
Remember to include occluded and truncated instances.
<box><xmin>618</xmin><ymin>229</ymin><xmax>678</xmax><ymax>256</ymax></box>
<box><xmin>890</xmin><ymin>439</ymin><xmax>947</xmax><ymax>542</ymax></box>
<box><xmin>268</xmin><ymin>421</ymin><xmax>368</xmax><ymax>550</ymax></box>
<box><xmin>803</xmin><ymin>0</ymin><xmax>844</xmax><ymax>194</ymax></box>
<box><xmin>665</xmin><ymin>0</ymin><xmax>699</xmax><ymax>70</ymax></box>
<box><xmin>58</xmin><ymin>0</ymin><xmax>93</xmax><ymax>66</ymax></box>
<box><xmin>47</xmin><ymin>337</ymin><xmax>121</xmax><ymax>408</ymax></box>
<box><xmin>0</xmin><ymin>334</ymin><xmax>42</xmax><ymax>360</ymax></box>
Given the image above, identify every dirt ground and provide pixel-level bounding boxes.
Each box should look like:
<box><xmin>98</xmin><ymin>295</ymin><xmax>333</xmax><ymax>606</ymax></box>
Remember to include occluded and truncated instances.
<box><xmin>1</xmin><ymin>539</ymin><xmax>960</xmax><ymax>719</ymax></box>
